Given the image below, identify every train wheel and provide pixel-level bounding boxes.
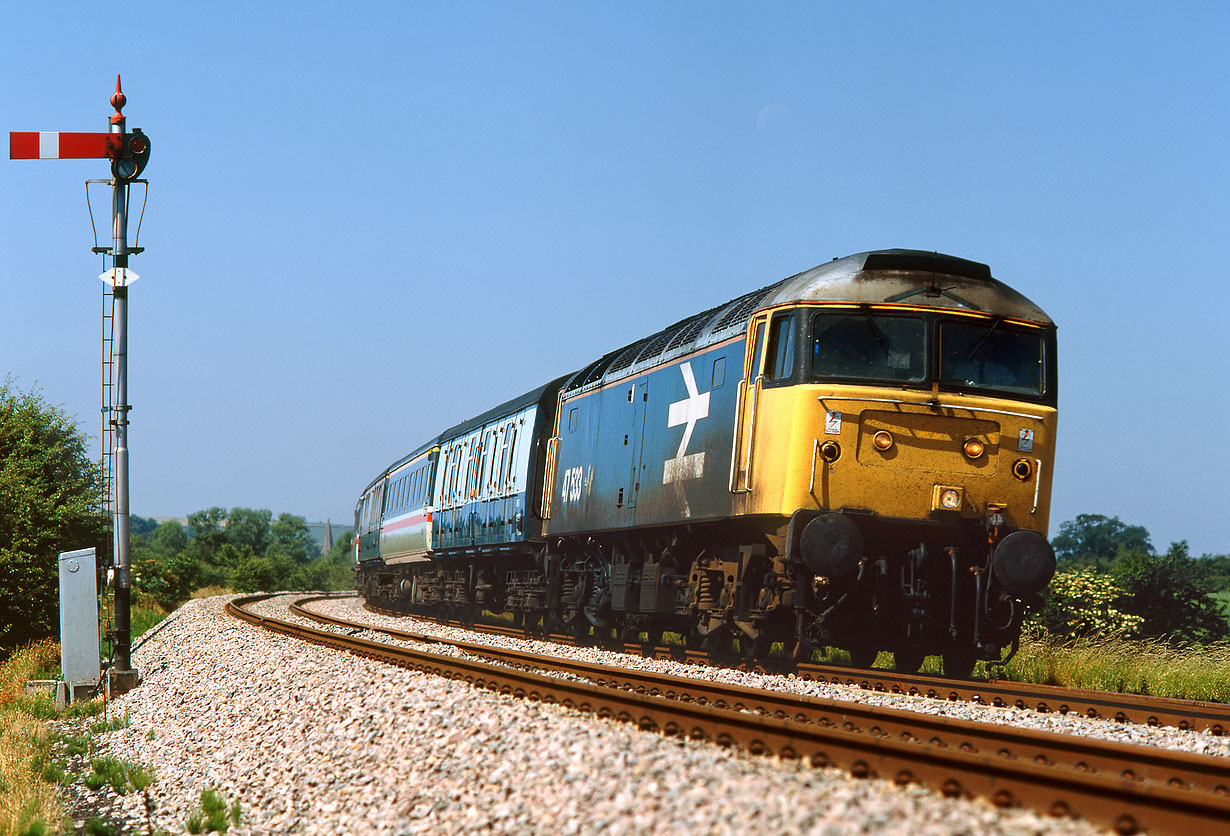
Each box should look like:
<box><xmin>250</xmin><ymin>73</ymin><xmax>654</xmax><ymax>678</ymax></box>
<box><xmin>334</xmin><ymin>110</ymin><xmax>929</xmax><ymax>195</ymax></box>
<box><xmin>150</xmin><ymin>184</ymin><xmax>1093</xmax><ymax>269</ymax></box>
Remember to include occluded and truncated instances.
<box><xmin>741</xmin><ymin>633</ymin><xmax>770</xmax><ymax>663</ymax></box>
<box><xmin>599</xmin><ymin>626</ymin><xmax>623</xmax><ymax>649</ymax></box>
<box><xmin>942</xmin><ymin>647</ymin><xmax>976</xmax><ymax>678</ymax></box>
<box><xmin>847</xmin><ymin>645</ymin><xmax>878</xmax><ymax>669</ymax></box>
<box><xmin>707</xmin><ymin>631</ymin><xmax>731</xmax><ymax>663</ymax></box>
<box><xmin>790</xmin><ymin>639</ymin><xmax>814</xmax><ymax>664</ymax></box>
<box><xmin>644</xmin><ymin>628</ymin><xmax>663</xmax><ymax>647</ymax></box>
<box><xmin>573</xmin><ymin>620</ymin><xmax>593</xmax><ymax>646</ymax></box>
<box><xmin>893</xmin><ymin>647</ymin><xmax>925</xmax><ymax>674</ymax></box>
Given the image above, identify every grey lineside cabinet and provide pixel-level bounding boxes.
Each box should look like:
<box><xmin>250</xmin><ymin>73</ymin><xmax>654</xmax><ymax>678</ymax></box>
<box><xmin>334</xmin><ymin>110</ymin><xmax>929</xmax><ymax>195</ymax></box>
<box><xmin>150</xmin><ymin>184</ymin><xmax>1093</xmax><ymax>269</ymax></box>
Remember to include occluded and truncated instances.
<box><xmin>58</xmin><ymin>547</ymin><xmax>101</xmax><ymax>689</ymax></box>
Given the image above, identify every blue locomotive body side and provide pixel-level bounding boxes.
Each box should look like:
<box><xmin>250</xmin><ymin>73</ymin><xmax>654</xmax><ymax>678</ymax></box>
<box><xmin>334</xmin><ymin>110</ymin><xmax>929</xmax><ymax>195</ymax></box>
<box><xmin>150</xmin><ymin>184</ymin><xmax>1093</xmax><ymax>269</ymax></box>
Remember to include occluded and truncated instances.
<box><xmin>548</xmin><ymin>337</ymin><xmax>745</xmax><ymax>534</ymax></box>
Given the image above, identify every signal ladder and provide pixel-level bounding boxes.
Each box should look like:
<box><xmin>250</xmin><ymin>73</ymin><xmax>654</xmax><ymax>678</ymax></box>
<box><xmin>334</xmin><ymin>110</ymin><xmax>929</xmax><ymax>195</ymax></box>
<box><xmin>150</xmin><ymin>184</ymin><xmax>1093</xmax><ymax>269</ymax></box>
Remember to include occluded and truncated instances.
<box><xmin>99</xmin><ymin>272</ymin><xmax>118</xmax><ymax>666</ymax></box>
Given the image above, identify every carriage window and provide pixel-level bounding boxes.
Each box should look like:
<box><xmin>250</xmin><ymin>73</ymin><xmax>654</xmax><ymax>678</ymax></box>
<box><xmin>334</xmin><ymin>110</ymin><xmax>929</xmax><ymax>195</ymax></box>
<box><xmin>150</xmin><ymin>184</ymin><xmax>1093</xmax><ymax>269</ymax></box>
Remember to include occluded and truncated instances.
<box><xmin>939</xmin><ymin>319</ymin><xmax>1045</xmax><ymax>396</ymax></box>
<box><xmin>812</xmin><ymin>312</ymin><xmax>925</xmax><ymax>383</ymax></box>
<box><xmin>505</xmin><ymin>425</ymin><xmax>518</xmax><ymax>490</ymax></box>
<box><xmin>765</xmin><ymin>314</ymin><xmax>795</xmax><ymax>381</ymax></box>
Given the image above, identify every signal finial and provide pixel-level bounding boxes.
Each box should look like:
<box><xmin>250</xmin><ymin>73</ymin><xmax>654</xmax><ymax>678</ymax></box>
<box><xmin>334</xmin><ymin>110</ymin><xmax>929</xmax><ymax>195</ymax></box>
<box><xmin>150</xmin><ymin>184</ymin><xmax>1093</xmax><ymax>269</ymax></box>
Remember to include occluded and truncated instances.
<box><xmin>110</xmin><ymin>75</ymin><xmax>126</xmax><ymax>126</ymax></box>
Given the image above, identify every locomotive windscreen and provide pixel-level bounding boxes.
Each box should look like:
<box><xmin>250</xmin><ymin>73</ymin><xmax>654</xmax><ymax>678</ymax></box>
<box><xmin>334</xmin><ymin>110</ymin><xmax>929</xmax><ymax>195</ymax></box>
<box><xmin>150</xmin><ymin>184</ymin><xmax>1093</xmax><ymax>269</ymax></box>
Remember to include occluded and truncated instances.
<box><xmin>939</xmin><ymin>319</ymin><xmax>1046</xmax><ymax>397</ymax></box>
<box><xmin>811</xmin><ymin>312</ymin><xmax>926</xmax><ymax>383</ymax></box>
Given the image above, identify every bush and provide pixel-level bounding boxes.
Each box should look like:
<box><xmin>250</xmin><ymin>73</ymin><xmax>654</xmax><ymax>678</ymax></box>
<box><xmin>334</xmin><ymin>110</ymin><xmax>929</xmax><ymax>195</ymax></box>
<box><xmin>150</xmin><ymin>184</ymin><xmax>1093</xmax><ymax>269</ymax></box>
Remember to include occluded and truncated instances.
<box><xmin>1030</xmin><ymin>569</ymin><xmax>1143</xmax><ymax>638</ymax></box>
<box><xmin>0</xmin><ymin>380</ymin><xmax>107</xmax><ymax>653</ymax></box>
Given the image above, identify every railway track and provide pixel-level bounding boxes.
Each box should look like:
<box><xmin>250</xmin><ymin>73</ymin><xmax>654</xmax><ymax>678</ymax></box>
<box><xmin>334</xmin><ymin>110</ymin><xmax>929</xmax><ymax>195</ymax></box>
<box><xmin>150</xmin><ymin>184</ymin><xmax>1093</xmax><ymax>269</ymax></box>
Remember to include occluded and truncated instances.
<box><xmin>359</xmin><ymin>600</ymin><xmax>1230</xmax><ymax>736</ymax></box>
<box><xmin>227</xmin><ymin>594</ymin><xmax>1230</xmax><ymax>836</ymax></box>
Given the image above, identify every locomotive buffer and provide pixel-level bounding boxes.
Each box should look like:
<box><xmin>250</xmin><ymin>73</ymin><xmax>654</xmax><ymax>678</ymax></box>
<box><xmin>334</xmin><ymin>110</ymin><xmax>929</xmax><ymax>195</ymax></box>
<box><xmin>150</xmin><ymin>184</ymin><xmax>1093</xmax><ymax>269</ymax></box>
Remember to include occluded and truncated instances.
<box><xmin>10</xmin><ymin>76</ymin><xmax>152</xmax><ymax>695</ymax></box>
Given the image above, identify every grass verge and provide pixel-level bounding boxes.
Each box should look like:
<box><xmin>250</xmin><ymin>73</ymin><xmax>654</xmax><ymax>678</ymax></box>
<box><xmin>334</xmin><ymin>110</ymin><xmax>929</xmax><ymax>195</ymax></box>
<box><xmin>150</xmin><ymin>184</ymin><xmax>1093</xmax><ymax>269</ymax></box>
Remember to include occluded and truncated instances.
<box><xmin>989</xmin><ymin>630</ymin><xmax>1230</xmax><ymax>702</ymax></box>
<box><xmin>0</xmin><ymin>640</ymin><xmax>66</xmax><ymax>835</ymax></box>
<box><xmin>1</xmin><ymin>639</ymin><xmax>162</xmax><ymax>836</ymax></box>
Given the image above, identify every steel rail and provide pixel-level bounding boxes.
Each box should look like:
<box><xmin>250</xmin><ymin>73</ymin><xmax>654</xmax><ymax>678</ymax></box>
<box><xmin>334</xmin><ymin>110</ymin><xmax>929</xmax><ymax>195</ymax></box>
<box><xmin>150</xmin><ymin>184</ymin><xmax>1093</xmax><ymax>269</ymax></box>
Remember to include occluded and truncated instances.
<box><xmin>362</xmin><ymin>599</ymin><xmax>1230</xmax><ymax>735</ymax></box>
<box><xmin>797</xmin><ymin>666</ymin><xmax>1230</xmax><ymax>736</ymax></box>
<box><xmin>224</xmin><ymin>596</ymin><xmax>1230</xmax><ymax>836</ymax></box>
<box><xmin>292</xmin><ymin>599</ymin><xmax>1230</xmax><ymax>798</ymax></box>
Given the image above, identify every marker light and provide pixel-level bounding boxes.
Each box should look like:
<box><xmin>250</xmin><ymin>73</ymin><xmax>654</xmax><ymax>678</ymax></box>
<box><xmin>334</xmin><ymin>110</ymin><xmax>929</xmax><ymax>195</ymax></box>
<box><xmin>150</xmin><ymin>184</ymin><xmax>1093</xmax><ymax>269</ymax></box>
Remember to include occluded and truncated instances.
<box><xmin>940</xmin><ymin>489</ymin><xmax>961</xmax><ymax>510</ymax></box>
<box><xmin>820</xmin><ymin>441</ymin><xmax>841</xmax><ymax>463</ymax></box>
<box><xmin>872</xmin><ymin>431</ymin><xmax>894</xmax><ymax>451</ymax></box>
<box><xmin>963</xmin><ymin>438</ymin><xmax>985</xmax><ymax>459</ymax></box>
<box><xmin>1012</xmin><ymin>458</ymin><xmax>1033</xmax><ymax>481</ymax></box>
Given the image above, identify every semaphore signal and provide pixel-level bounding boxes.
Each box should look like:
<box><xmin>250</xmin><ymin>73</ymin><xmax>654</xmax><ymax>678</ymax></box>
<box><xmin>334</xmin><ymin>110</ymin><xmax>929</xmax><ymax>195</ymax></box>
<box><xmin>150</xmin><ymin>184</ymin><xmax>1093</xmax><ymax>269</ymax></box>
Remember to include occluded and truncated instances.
<box><xmin>9</xmin><ymin>75</ymin><xmax>152</xmax><ymax>696</ymax></box>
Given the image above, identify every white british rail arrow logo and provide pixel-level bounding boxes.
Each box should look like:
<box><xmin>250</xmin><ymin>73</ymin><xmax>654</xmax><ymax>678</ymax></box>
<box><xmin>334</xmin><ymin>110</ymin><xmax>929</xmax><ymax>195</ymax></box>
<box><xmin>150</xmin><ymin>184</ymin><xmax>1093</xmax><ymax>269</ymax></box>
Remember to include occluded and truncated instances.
<box><xmin>663</xmin><ymin>362</ymin><xmax>710</xmax><ymax>484</ymax></box>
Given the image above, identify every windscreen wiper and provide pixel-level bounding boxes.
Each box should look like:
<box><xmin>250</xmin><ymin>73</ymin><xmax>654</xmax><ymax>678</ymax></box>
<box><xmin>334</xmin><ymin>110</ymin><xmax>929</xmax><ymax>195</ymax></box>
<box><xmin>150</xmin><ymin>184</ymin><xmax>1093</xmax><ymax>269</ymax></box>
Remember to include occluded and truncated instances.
<box><xmin>965</xmin><ymin>316</ymin><xmax>1003</xmax><ymax>360</ymax></box>
<box><xmin>860</xmin><ymin>305</ymin><xmax>892</xmax><ymax>355</ymax></box>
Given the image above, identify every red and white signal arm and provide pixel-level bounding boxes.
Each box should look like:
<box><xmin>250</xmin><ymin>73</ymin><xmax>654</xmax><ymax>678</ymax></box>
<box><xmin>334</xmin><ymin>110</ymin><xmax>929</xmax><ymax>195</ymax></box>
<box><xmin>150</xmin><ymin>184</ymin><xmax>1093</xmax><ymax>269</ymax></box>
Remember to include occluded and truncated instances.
<box><xmin>9</xmin><ymin>132</ymin><xmax>118</xmax><ymax>159</ymax></box>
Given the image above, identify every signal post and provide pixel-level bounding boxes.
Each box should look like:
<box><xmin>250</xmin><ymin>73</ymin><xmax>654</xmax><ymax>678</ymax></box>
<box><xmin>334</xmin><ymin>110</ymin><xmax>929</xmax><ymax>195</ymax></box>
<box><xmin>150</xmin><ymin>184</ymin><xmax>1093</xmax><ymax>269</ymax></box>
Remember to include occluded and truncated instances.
<box><xmin>10</xmin><ymin>77</ymin><xmax>152</xmax><ymax>694</ymax></box>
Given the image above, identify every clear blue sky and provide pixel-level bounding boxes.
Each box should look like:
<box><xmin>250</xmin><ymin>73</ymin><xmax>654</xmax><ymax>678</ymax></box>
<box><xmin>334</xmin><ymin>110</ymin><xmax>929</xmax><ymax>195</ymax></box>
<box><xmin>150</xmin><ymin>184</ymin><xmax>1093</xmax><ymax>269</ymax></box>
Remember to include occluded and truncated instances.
<box><xmin>3</xmin><ymin>3</ymin><xmax>1228</xmax><ymax>555</ymax></box>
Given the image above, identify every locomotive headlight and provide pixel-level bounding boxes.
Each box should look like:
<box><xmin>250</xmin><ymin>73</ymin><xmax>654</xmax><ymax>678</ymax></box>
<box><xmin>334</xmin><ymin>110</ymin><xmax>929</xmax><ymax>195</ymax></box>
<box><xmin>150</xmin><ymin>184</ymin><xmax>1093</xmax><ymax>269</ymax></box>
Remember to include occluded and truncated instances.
<box><xmin>872</xmin><ymin>431</ymin><xmax>894</xmax><ymax>451</ymax></box>
<box><xmin>1012</xmin><ymin>458</ymin><xmax>1033</xmax><ymax>481</ymax></box>
<box><xmin>963</xmin><ymin>438</ymin><xmax>985</xmax><ymax>459</ymax></box>
<box><xmin>820</xmin><ymin>441</ymin><xmax>842</xmax><ymax>463</ymax></box>
<box><xmin>932</xmin><ymin>486</ymin><xmax>963</xmax><ymax>511</ymax></box>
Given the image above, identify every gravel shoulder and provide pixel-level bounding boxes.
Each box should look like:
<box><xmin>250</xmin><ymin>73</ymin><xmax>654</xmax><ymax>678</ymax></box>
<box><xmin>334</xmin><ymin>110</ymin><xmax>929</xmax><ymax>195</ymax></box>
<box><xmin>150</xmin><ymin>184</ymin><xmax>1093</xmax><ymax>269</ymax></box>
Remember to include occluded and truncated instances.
<box><xmin>83</xmin><ymin>594</ymin><xmax>1184</xmax><ymax>835</ymax></box>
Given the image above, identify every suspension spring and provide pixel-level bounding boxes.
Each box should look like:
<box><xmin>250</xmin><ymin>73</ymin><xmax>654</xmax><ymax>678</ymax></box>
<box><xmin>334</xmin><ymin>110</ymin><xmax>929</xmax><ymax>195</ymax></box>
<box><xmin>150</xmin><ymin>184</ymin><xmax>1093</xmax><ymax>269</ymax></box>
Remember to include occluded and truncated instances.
<box><xmin>696</xmin><ymin>571</ymin><xmax>721</xmax><ymax>608</ymax></box>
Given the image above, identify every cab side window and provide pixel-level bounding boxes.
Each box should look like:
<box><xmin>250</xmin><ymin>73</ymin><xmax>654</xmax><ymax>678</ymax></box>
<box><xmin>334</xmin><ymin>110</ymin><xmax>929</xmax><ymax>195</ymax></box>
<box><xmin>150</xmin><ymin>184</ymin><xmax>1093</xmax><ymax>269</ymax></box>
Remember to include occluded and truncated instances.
<box><xmin>765</xmin><ymin>313</ymin><xmax>795</xmax><ymax>381</ymax></box>
<box><xmin>749</xmin><ymin>321</ymin><xmax>766</xmax><ymax>380</ymax></box>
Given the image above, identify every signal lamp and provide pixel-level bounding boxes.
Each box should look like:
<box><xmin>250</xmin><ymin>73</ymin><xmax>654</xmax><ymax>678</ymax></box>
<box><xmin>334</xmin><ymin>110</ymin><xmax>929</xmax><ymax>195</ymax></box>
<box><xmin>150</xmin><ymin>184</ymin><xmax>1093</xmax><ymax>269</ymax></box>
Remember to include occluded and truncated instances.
<box><xmin>111</xmin><ymin>128</ymin><xmax>151</xmax><ymax>182</ymax></box>
<box><xmin>872</xmin><ymin>431</ymin><xmax>894</xmax><ymax>451</ymax></box>
<box><xmin>940</xmin><ymin>489</ymin><xmax>961</xmax><ymax>510</ymax></box>
<box><xmin>820</xmin><ymin>441</ymin><xmax>841</xmax><ymax>463</ymax></box>
<box><xmin>1012</xmin><ymin>458</ymin><xmax>1033</xmax><ymax>481</ymax></box>
<box><xmin>963</xmin><ymin>438</ymin><xmax>985</xmax><ymax>459</ymax></box>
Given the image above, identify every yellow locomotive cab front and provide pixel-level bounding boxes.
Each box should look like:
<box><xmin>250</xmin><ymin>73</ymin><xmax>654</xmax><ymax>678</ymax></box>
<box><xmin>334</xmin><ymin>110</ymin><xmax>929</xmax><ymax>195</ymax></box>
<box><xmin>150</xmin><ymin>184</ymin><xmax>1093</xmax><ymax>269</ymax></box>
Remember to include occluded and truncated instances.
<box><xmin>731</xmin><ymin>297</ymin><xmax>1058</xmax><ymax>675</ymax></box>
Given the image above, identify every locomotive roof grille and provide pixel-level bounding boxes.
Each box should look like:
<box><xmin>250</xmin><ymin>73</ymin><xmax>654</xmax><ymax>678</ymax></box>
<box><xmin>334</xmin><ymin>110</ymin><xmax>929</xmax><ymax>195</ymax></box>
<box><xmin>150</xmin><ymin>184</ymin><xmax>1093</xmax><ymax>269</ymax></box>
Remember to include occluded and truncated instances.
<box><xmin>574</xmin><ymin>349</ymin><xmax>622</xmax><ymax>388</ymax></box>
<box><xmin>710</xmin><ymin>286</ymin><xmax>774</xmax><ymax>332</ymax></box>
<box><xmin>635</xmin><ymin>327</ymin><xmax>681</xmax><ymax>364</ymax></box>
<box><xmin>605</xmin><ymin>337</ymin><xmax>654</xmax><ymax>376</ymax></box>
<box><xmin>664</xmin><ymin>304</ymin><xmax>722</xmax><ymax>352</ymax></box>
<box><xmin>559</xmin><ymin>250</ymin><xmax>1048</xmax><ymax>396</ymax></box>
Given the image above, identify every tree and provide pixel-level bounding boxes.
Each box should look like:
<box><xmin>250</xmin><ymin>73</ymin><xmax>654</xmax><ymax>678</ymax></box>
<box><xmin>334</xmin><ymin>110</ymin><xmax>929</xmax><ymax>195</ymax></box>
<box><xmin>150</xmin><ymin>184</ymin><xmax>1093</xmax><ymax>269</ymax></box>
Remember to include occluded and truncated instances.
<box><xmin>130</xmin><ymin>515</ymin><xmax>159</xmax><ymax>538</ymax></box>
<box><xmin>0</xmin><ymin>379</ymin><xmax>107</xmax><ymax>653</ymax></box>
<box><xmin>1051</xmin><ymin>514</ymin><xmax>1153</xmax><ymax>567</ymax></box>
<box><xmin>225</xmin><ymin>507</ymin><xmax>272</xmax><ymax>555</ymax></box>
<box><xmin>268</xmin><ymin>513</ymin><xmax>316</xmax><ymax>564</ymax></box>
<box><xmin>147</xmin><ymin>520</ymin><xmax>188</xmax><ymax>557</ymax></box>
<box><xmin>186</xmin><ymin>507</ymin><xmax>227</xmax><ymax>553</ymax></box>
<box><xmin>1113</xmin><ymin>542</ymin><xmax>1230</xmax><ymax>645</ymax></box>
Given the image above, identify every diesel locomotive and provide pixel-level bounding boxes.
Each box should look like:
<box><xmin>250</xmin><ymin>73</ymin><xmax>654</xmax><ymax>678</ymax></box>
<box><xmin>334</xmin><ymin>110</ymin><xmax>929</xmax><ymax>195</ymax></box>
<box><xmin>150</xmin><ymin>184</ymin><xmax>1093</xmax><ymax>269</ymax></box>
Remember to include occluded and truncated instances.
<box><xmin>355</xmin><ymin>249</ymin><xmax>1058</xmax><ymax>676</ymax></box>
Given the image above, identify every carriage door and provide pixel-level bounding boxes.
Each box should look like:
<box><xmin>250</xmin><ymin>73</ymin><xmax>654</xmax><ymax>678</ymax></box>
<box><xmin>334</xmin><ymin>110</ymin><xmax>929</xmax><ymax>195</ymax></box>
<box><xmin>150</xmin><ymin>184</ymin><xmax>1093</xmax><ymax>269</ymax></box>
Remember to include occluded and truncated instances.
<box><xmin>625</xmin><ymin>378</ymin><xmax>648</xmax><ymax>515</ymax></box>
<box><xmin>733</xmin><ymin>315</ymin><xmax>768</xmax><ymax>492</ymax></box>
